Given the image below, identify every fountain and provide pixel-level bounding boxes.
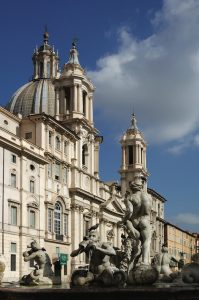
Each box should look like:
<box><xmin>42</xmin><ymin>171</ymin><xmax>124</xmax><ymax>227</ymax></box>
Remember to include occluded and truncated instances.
<box><xmin>0</xmin><ymin>179</ymin><xmax>199</xmax><ymax>299</ymax></box>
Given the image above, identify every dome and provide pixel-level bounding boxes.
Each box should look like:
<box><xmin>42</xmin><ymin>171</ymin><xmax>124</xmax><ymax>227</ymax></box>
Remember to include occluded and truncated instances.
<box><xmin>5</xmin><ymin>31</ymin><xmax>59</xmax><ymax>117</ymax></box>
<box><xmin>6</xmin><ymin>79</ymin><xmax>56</xmax><ymax>117</ymax></box>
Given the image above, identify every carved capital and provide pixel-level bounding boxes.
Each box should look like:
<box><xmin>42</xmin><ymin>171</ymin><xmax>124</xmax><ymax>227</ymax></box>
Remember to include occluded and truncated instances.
<box><xmin>79</xmin><ymin>205</ymin><xmax>84</xmax><ymax>213</ymax></box>
<box><xmin>70</xmin><ymin>203</ymin><xmax>79</xmax><ymax>211</ymax></box>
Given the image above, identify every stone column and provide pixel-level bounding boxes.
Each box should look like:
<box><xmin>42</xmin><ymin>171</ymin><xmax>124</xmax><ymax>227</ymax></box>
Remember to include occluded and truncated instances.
<box><xmin>45</xmin><ymin>125</ymin><xmax>49</xmax><ymax>152</ymax></box>
<box><xmin>139</xmin><ymin>145</ymin><xmax>141</xmax><ymax>164</ymax></box>
<box><xmin>89</xmin><ymin>95</ymin><xmax>93</xmax><ymax>124</ymax></box>
<box><xmin>94</xmin><ymin>144</ymin><xmax>99</xmax><ymax>176</ymax></box>
<box><xmin>70</xmin><ymin>87</ymin><xmax>73</xmax><ymax>113</ymax></box>
<box><xmin>61</xmin><ymin>135</ymin><xmax>64</xmax><ymax>161</ymax></box>
<box><xmin>79</xmin><ymin>206</ymin><xmax>84</xmax><ymax>265</ymax></box>
<box><xmin>78</xmin><ymin>84</ymin><xmax>83</xmax><ymax>113</ymax></box>
<box><xmin>90</xmin><ymin>139</ymin><xmax>95</xmax><ymax>175</ymax></box>
<box><xmin>70</xmin><ymin>203</ymin><xmax>81</xmax><ymax>268</ymax></box>
<box><xmin>35</xmin><ymin>60</ymin><xmax>38</xmax><ymax>78</ymax></box>
<box><xmin>55</xmin><ymin>89</ymin><xmax>57</xmax><ymax>115</ymax></box>
<box><xmin>51</xmin><ymin>130</ymin><xmax>55</xmax><ymax>156</ymax></box>
<box><xmin>73</xmin><ymin>85</ymin><xmax>77</xmax><ymax>112</ymax></box>
<box><xmin>85</xmin><ymin>94</ymin><xmax>89</xmax><ymax>119</ymax></box>
<box><xmin>144</xmin><ymin>149</ymin><xmax>146</xmax><ymax>169</ymax></box>
<box><xmin>122</xmin><ymin>146</ymin><xmax>126</xmax><ymax>168</ymax></box>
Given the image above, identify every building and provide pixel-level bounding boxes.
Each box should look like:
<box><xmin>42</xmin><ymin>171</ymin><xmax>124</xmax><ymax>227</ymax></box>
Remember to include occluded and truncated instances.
<box><xmin>0</xmin><ymin>31</ymin><xmax>166</xmax><ymax>282</ymax></box>
<box><xmin>164</xmin><ymin>221</ymin><xmax>197</xmax><ymax>264</ymax></box>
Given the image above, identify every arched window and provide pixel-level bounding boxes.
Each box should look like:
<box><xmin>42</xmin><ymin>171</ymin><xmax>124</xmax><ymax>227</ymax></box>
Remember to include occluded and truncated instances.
<box><xmin>54</xmin><ymin>202</ymin><xmax>62</xmax><ymax>235</ymax></box>
<box><xmin>65</xmin><ymin>87</ymin><xmax>71</xmax><ymax>114</ymax></box>
<box><xmin>128</xmin><ymin>145</ymin><xmax>133</xmax><ymax>165</ymax></box>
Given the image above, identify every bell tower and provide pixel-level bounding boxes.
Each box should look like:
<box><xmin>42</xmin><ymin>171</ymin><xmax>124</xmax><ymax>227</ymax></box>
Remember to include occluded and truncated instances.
<box><xmin>54</xmin><ymin>41</ymin><xmax>102</xmax><ymax>178</ymax></box>
<box><xmin>119</xmin><ymin>113</ymin><xmax>148</xmax><ymax>195</ymax></box>
<box><xmin>54</xmin><ymin>41</ymin><xmax>94</xmax><ymax>127</ymax></box>
<box><xmin>32</xmin><ymin>30</ymin><xmax>59</xmax><ymax>80</ymax></box>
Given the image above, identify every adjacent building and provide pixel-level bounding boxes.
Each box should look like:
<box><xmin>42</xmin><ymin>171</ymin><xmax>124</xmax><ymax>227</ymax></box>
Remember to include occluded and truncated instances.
<box><xmin>164</xmin><ymin>221</ymin><xmax>197</xmax><ymax>264</ymax></box>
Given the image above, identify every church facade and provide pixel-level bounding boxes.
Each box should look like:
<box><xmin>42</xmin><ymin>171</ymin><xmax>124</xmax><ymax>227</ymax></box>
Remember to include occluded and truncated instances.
<box><xmin>0</xmin><ymin>32</ymin><xmax>165</xmax><ymax>282</ymax></box>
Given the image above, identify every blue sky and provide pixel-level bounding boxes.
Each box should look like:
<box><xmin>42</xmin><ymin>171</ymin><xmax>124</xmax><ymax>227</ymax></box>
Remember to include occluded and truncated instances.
<box><xmin>0</xmin><ymin>0</ymin><xmax>199</xmax><ymax>233</ymax></box>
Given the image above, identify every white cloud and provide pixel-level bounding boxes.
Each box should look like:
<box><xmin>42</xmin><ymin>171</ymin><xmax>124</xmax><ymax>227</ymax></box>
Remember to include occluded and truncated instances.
<box><xmin>174</xmin><ymin>213</ymin><xmax>199</xmax><ymax>225</ymax></box>
<box><xmin>194</xmin><ymin>134</ymin><xmax>199</xmax><ymax>146</ymax></box>
<box><xmin>89</xmin><ymin>0</ymin><xmax>199</xmax><ymax>147</ymax></box>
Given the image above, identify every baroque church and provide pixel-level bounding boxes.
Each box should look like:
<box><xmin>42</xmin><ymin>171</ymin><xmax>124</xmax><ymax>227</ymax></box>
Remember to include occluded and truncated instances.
<box><xmin>0</xmin><ymin>31</ymin><xmax>166</xmax><ymax>282</ymax></box>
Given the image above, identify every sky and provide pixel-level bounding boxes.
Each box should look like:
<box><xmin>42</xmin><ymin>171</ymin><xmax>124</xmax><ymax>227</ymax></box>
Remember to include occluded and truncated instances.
<box><xmin>0</xmin><ymin>0</ymin><xmax>199</xmax><ymax>233</ymax></box>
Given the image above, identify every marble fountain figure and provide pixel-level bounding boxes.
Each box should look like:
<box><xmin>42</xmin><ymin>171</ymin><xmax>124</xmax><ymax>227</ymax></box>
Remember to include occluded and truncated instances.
<box><xmin>118</xmin><ymin>177</ymin><xmax>158</xmax><ymax>285</ymax></box>
<box><xmin>70</xmin><ymin>175</ymin><xmax>159</xmax><ymax>287</ymax></box>
<box><xmin>70</xmin><ymin>224</ymin><xmax>126</xmax><ymax>287</ymax></box>
<box><xmin>152</xmin><ymin>244</ymin><xmax>178</xmax><ymax>282</ymax></box>
<box><xmin>0</xmin><ymin>255</ymin><xmax>5</xmax><ymax>285</ymax></box>
<box><xmin>20</xmin><ymin>240</ymin><xmax>53</xmax><ymax>286</ymax></box>
<box><xmin>181</xmin><ymin>253</ymin><xmax>199</xmax><ymax>284</ymax></box>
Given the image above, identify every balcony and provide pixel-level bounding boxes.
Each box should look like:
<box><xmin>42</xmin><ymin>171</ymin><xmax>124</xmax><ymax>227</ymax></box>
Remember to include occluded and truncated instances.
<box><xmin>55</xmin><ymin>234</ymin><xmax>64</xmax><ymax>241</ymax></box>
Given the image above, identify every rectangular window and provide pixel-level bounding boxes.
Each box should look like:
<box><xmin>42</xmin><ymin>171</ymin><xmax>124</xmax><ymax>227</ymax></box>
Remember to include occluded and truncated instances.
<box><xmin>48</xmin><ymin>209</ymin><xmax>53</xmax><ymax>232</ymax></box>
<box><xmin>11</xmin><ymin>243</ymin><xmax>16</xmax><ymax>271</ymax></box>
<box><xmin>64</xmin><ymin>214</ymin><xmax>68</xmax><ymax>236</ymax></box>
<box><xmin>11</xmin><ymin>254</ymin><xmax>16</xmax><ymax>271</ymax></box>
<box><xmin>30</xmin><ymin>180</ymin><xmax>34</xmax><ymax>193</ymax></box>
<box><xmin>25</xmin><ymin>132</ymin><xmax>32</xmax><ymax>139</ymax></box>
<box><xmin>128</xmin><ymin>145</ymin><xmax>133</xmax><ymax>165</ymax></box>
<box><xmin>29</xmin><ymin>210</ymin><xmax>35</xmax><ymax>228</ymax></box>
<box><xmin>55</xmin><ymin>163</ymin><xmax>60</xmax><ymax>181</ymax></box>
<box><xmin>63</xmin><ymin>168</ymin><xmax>67</xmax><ymax>184</ymax></box>
<box><xmin>48</xmin><ymin>163</ymin><xmax>52</xmax><ymax>177</ymax></box>
<box><xmin>11</xmin><ymin>173</ymin><xmax>16</xmax><ymax>188</ymax></box>
<box><xmin>11</xmin><ymin>206</ymin><xmax>17</xmax><ymax>225</ymax></box>
<box><xmin>64</xmin><ymin>141</ymin><xmax>67</xmax><ymax>154</ymax></box>
<box><xmin>55</xmin><ymin>136</ymin><xmax>61</xmax><ymax>150</ymax></box>
<box><xmin>49</xmin><ymin>131</ymin><xmax>52</xmax><ymax>146</ymax></box>
<box><xmin>11</xmin><ymin>242</ymin><xmax>17</xmax><ymax>253</ymax></box>
<box><xmin>11</xmin><ymin>154</ymin><xmax>16</xmax><ymax>164</ymax></box>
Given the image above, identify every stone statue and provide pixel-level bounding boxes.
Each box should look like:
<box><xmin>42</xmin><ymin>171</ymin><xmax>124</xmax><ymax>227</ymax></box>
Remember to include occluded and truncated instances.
<box><xmin>20</xmin><ymin>240</ymin><xmax>53</xmax><ymax>286</ymax></box>
<box><xmin>0</xmin><ymin>255</ymin><xmax>5</xmax><ymax>284</ymax></box>
<box><xmin>121</xmin><ymin>178</ymin><xmax>152</xmax><ymax>267</ymax></box>
<box><xmin>70</xmin><ymin>226</ymin><xmax>125</xmax><ymax>286</ymax></box>
<box><xmin>181</xmin><ymin>253</ymin><xmax>199</xmax><ymax>283</ymax></box>
<box><xmin>119</xmin><ymin>177</ymin><xmax>158</xmax><ymax>285</ymax></box>
<box><xmin>153</xmin><ymin>244</ymin><xmax>178</xmax><ymax>282</ymax></box>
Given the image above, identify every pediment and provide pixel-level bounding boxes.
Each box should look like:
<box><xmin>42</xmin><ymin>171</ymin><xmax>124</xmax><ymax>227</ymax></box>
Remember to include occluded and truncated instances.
<box><xmin>100</xmin><ymin>196</ymin><xmax>124</xmax><ymax>215</ymax></box>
